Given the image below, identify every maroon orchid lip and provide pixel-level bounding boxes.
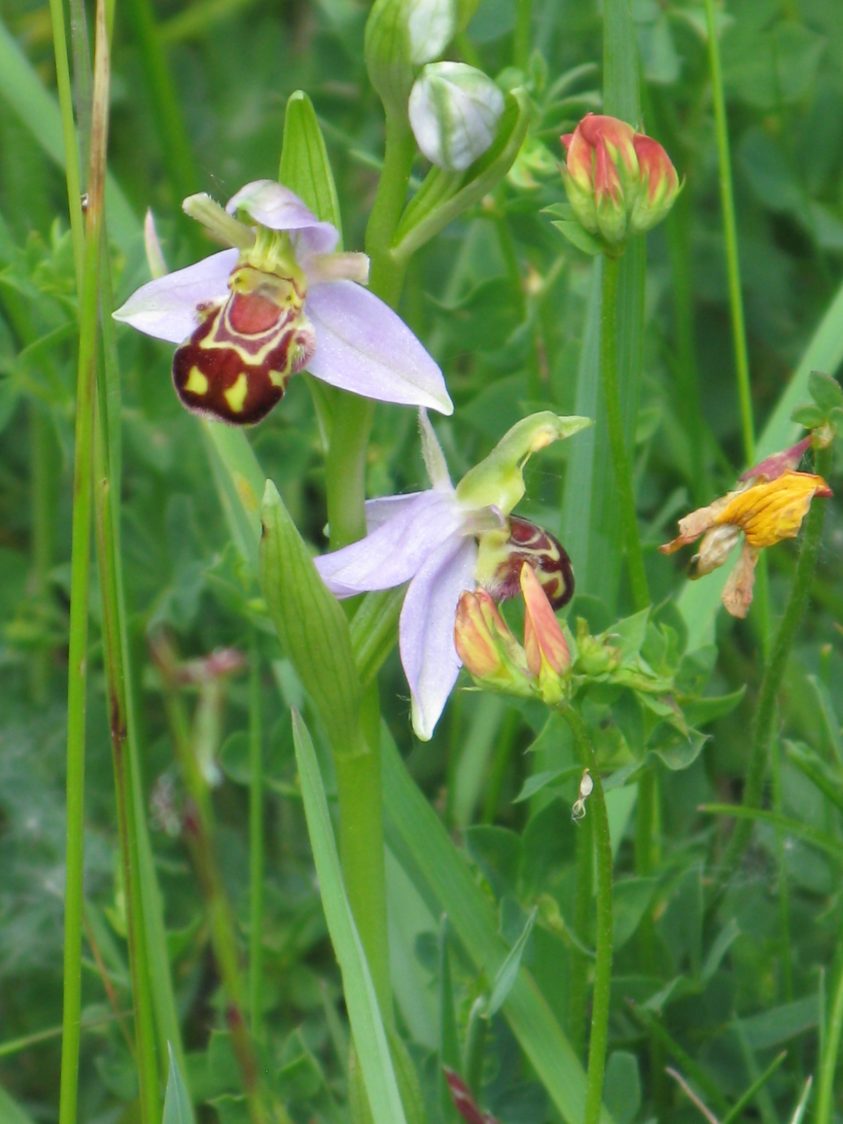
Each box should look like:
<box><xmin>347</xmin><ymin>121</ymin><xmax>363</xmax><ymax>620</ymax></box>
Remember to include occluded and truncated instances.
<box><xmin>172</xmin><ymin>268</ymin><xmax>314</xmax><ymax>426</ymax></box>
<box><xmin>482</xmin><ymin>515</ymin><xmax>574</xmax><ymax>610</ymax></box>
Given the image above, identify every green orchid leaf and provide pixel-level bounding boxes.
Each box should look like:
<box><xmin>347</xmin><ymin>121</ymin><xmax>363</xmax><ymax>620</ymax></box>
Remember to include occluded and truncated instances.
<box><xmin>260</xmin><ymin>480</ymin><xmax>365</xmax><ymax>757</ymax></box>
<box><xmin>279</xmin><ymin>90</ymin><xmax>342</xmax><ymax>235</ymax></box>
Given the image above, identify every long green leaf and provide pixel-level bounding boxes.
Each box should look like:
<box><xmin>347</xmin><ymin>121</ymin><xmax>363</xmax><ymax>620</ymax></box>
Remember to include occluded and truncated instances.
<box><xmin>260</xmin><ymin>480</ymin><xmax>365</xmax><ymax>757</ymax></box>
<box><xmin>291</xmin><ymin>713</ymin><xmax>407</xmax><ymax>1124</ymax></box>
<box><xmin>162</xmin><ymin>1043</ymin><xmax>195</xmax><ymax>1124</ymax></box>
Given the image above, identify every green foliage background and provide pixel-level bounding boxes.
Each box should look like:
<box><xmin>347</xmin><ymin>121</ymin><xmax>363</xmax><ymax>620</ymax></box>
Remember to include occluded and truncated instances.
<box><xmin>1</xmin><ymin>0</ymin><xmax>842</xmax><ymax>1121</ymax></box>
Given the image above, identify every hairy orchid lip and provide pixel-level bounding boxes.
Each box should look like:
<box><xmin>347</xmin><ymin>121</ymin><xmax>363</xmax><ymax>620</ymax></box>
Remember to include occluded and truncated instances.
<box><xmin>171</xmin><ymin>262</ymin><xmax>316</xmax><ymax>425</ymax></box>
<box><xmin>476</xmin><ymin>516</ymin><xmax>574</xmax><ymax>609</ymax></box>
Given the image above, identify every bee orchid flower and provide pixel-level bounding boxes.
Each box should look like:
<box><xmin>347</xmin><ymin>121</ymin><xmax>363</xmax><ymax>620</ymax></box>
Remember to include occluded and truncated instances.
<box><xmin>114</xmin><ymin>180</ymin><xmax>452</xmax><ymax>424</ymax></box>
<box><xmin>315</xmin><ymin>410</ymin><xmax>588</xmax><ymax>739</ymax></box>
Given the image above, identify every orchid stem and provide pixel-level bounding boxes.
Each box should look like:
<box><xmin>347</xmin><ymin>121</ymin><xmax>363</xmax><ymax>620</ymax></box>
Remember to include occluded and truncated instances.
<box><xmin>600</xmin><ymin>254</ymin><xmax>649</xmax><ymax>610</ymax></box>
<box><xmin>561</xmin><ymin>704</ymin><xmax>613</xmax><ymax>1124</ymax></box>
<box><xmin>323</xmin><ymin>105</ymin><xmax>416</xmax><ymax>1030</ymax></box>
<box><xmin>719</xmin><ymin>445</ymin><xmax>831</xmax><ymax>882</ymax></box>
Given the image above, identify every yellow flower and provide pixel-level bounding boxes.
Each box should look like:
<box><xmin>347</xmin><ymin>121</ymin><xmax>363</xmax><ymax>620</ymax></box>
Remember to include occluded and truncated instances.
<box><xmin>661</xmin><ymin>456</ymin><xmax>832</xmax><ymax>618</ymax></box>
<box><xmin>714</xmin><ymin>472</ymin><xmax>830</xmax><ymax>548</ymax></box>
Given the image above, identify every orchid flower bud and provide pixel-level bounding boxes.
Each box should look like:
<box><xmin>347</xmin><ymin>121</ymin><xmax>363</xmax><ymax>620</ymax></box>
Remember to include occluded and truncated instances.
<box><xmin>520</xmin><ymin>563</ymin><xmax>570</xmax><ymax>704</ymax></box>
<box><xmin>365</xmin><ymin>0</ymin><xmax>455</xmax><ymax>115</ymax></box>
<box><xmin>409</xmin><ymin>62</ymin><xmax>504</xmax><ymax>170</ymax></box>
<box><xmin>453</xmin><ymin>589</ymin><xmax>532</xmax><ymax>696</ymax></box>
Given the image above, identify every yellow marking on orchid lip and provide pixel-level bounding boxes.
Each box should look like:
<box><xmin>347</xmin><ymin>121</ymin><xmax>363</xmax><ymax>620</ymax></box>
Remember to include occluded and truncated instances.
<box><xmin>224</xmin><ymin>372</ymin><xmax>249</xmax><ymax>414</ymax></box>
<box><xmin>268</xmin><ymin>368</ymin><xmax>287</xmax><ymax>388</ymax></box>
<box><xmin>185</xmin><ymin>366</ymin><xmax>209</xmax><ymax>395</ymax></box>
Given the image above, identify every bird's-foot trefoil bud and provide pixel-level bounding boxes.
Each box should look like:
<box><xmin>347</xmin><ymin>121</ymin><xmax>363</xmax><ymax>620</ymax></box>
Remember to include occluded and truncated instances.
<box><xmin>660</xmin><ymin>437</ymin><xmax>832</xmax><ymax>618</ymax></box>
<box><xmin>559</xmin><ymin>114</ymin><xmax>680</xmax><ymax>253</ymax></box>
<box><xmin>454</xmin><ymin>563</ymin><xmax>571</xmax><ymax>707</ymax></box>
<box><xmin>114</xmin><ymin>180</ymin><xmax>452</xmax><ymax>424</ymax></box>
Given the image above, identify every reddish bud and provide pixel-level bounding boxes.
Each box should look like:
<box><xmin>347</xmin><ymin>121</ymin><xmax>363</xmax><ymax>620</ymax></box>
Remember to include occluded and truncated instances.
<box><xmin>561</xmin><ymin>113</ymin><xmax>679</xmax><ymax>249</ymax></box>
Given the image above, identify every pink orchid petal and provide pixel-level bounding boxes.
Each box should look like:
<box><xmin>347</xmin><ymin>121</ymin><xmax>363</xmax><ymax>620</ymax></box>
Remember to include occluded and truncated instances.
<box><xmin>304</xmin><ymin>281</ymin><xmax>453</xmax><ymax>414</ymax></box>
<box><xmin>315</xmin><ymin>491</ymin><xmax>464</xmax><ymax>598</ymax></box>
<box><xmin>400</xmin><ymin>535</ymin><xmax>478</xmax><ymax>740</ymax></box>
<box><xmin>226</xmin><ymin>180</ymin><xmax>338</xmax><ymax>256</ymax></box>
<box><xmin>113</xmin><ymin>249</ymin><xmax>237</xmax><ymax>343</ymax></box>
<box><xmin>363</xmin><ymin>492</ymin><xmax>428</xmax><ymax>531</ymax></box>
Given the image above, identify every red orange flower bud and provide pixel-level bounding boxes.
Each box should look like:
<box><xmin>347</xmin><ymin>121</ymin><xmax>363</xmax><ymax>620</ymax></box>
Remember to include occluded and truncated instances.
<box><xmin>454</xmin><ymin>589</ymin><xmax>530</xmax><ymax>694</ymax></box>
<box><xmin>560</xmin><ymin>114</ymin><xmax>679</xmax><ymax>251</ymax></box>
<box><xmin>521</xmin><ymin>564</ymin><xmax>570</xmax><ymax>703</ymax></box>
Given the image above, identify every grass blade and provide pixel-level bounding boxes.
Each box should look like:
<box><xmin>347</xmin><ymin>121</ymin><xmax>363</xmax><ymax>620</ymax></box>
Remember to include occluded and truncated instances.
<box><xmin>291</xmin><ymin>712</ymin><xmax>407</xmax><ymax>1124</ymax></box>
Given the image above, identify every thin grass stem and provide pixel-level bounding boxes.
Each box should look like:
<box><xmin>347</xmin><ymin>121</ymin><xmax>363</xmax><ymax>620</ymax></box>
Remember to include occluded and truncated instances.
<box><xmin>47</xmin><ymin>0</ymin><xmax>84</xmax><ymax>281</ymax></box>
<box><xmin>560</xmin><ymin>704</ymin><xmax>613</xmax><ymax>1124</ymax></box>
<box><xmin>57</xmin><ymin>0</ymin><xmax>110</xmax><ymax>1117</ymax></box>
<box><xmin>702</xmin><ymin>0</ymin><xmax>754</xmax><ymax>466</ymax></box>
<box><xmin>815</xmin><ymin>948</ymin><xmax>843</xmax><ymax>1124</ymax></box>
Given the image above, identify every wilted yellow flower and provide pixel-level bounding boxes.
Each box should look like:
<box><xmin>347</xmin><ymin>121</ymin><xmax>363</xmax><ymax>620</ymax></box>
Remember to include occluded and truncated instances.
<box><xmin>661</xmin><ymin>441</ymin><xmax>832</xmax><ymax>618</ymax></box>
